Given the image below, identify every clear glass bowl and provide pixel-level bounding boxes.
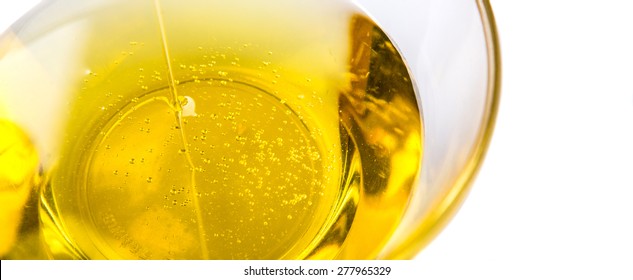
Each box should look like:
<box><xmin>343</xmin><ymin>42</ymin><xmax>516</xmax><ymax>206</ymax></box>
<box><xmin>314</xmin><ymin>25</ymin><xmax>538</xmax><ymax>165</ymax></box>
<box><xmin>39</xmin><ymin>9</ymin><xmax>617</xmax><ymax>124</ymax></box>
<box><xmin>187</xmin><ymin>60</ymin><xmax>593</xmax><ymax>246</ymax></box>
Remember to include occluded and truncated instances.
<box><xmin>0</xmin><ymin>0</ymin><xmax>500</xmax><ymax>259</ymax></box>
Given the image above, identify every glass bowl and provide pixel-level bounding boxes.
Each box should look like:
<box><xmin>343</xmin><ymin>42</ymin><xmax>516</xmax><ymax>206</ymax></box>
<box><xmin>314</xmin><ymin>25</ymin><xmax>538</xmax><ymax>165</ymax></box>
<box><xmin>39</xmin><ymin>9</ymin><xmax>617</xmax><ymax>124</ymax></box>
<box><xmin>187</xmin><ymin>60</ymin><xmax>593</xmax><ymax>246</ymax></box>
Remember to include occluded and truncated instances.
<box><xmin>0</xmin><ymin>0</ymin><xmax>500</xmax><ymax>260</ymax></box>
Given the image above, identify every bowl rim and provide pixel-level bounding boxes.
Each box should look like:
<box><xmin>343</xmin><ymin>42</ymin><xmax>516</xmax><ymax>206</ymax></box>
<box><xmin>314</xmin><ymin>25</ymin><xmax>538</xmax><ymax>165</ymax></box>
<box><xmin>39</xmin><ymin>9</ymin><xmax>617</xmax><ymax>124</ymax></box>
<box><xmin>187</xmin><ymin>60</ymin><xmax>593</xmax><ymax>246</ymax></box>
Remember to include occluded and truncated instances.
<box><xmin>384</xmin><ymin>0</ymin><xmax>502</xmax><ymax>259</ymax></box>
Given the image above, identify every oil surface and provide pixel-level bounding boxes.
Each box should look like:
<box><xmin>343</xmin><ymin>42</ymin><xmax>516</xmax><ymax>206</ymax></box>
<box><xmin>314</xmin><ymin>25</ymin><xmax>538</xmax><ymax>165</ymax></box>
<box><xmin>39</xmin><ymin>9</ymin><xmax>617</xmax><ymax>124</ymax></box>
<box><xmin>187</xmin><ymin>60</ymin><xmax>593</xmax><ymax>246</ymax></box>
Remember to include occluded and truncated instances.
<box><xmin>2</xmin><ymin>0</ymin><xmax>423</xmax><ymax>259</ymax></box>
<box><xmin>0</xmin><ymin>120</ymin><xmax>39</xmax><ymax>257</ymax></box>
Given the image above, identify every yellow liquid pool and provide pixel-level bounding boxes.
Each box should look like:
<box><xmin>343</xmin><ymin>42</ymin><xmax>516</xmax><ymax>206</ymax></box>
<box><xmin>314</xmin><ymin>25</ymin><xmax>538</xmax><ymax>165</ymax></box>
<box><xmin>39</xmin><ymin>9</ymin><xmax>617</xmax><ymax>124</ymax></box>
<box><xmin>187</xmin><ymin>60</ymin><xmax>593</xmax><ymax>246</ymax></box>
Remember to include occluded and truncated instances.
<box><xmin>1</xmin><ymin>0</ymin><xmax>422</xmax><ymax>259</ymax></box>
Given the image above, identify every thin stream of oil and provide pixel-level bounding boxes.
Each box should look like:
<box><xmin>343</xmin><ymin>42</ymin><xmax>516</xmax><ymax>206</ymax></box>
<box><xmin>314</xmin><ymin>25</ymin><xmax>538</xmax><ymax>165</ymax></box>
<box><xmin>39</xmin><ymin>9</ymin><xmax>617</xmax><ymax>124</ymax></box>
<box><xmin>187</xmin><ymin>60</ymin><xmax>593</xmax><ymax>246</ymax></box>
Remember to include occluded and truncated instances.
<box><xmin>153</xmin><ymin>0</ymin><xmax>210</xmax><ymax>259</ymax></box>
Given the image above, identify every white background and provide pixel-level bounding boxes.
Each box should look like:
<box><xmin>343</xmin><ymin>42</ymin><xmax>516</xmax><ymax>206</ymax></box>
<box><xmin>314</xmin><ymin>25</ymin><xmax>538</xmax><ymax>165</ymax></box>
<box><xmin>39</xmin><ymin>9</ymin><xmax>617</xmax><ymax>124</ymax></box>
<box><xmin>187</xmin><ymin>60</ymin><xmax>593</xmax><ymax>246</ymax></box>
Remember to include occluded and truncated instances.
<box><xmin>415</xmin><ymin>1</ymin><xmax>633</xmax><ymax>279</ymax></box>
<box><xmin>2</xmin><ymin>1</ymin><xmax>633</xmax><ymax>279</ymax></box>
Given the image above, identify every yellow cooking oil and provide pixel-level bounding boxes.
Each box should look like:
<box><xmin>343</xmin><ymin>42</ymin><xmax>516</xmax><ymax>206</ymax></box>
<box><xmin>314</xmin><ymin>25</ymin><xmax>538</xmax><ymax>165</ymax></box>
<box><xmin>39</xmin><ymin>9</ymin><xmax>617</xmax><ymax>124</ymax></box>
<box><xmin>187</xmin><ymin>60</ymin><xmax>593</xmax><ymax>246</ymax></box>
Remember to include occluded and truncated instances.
<box><xmin>2</xmin><ymin>0</ymin><xmax>421</xmax><ymax>259</ymax></box>
<box><xmin>0</xmin><ymin>120</ymin><xmax>40</xmax><ymax>257</ymax></box>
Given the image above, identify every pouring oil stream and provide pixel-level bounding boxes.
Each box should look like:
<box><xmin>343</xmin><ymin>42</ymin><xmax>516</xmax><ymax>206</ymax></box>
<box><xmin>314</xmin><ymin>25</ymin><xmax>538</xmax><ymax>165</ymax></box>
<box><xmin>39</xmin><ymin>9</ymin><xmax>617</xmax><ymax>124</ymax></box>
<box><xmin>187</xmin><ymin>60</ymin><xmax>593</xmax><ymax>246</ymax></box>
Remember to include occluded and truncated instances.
<box><xmin>153</xmin><ymin>0</ymin><xmax>210</xmax><ymax>259</ymax></box>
